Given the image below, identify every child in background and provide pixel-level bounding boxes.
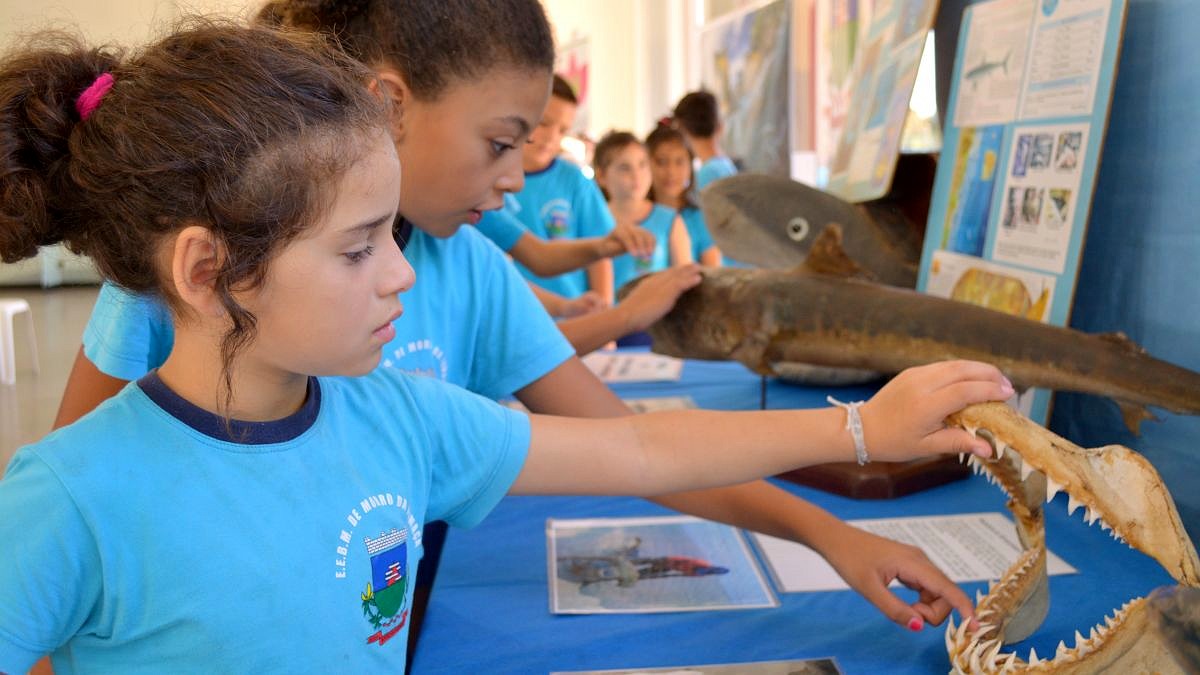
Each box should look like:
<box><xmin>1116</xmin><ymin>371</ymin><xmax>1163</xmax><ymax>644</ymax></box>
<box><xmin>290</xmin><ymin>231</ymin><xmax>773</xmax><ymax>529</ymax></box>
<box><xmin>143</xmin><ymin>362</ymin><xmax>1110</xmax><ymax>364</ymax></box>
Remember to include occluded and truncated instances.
<box><xmin>49</xmin><ymin>0</ymin><xmax>1001</xmax><ymax>656</ymax></box>
<box><xmin>0</xmin><ymin>25</ymin><xmax>1012</xmax><ymax>671</ymax></box>
<box><xmin>646</xmin><ymin>123</ymin><xmax>723</xmax><ymax>266</ymax></box>
<box><xmin>505</xmin><ymin>74</ymin><xmax>618</xmax><ymax>305</ymax></box>
<box><xmin>476</xmin><ymin>194</ymin><xmax>656</xmax><ymax>318</ymax></box>
<box><xmin>593</xmin><ymin>131</ymin><xmax>693</xmax><ymax>295</ymax></box>
<box><xmin>672</xmin><ymin>90</ymin><xmax>738</xmax><ymax>190</ymax></box>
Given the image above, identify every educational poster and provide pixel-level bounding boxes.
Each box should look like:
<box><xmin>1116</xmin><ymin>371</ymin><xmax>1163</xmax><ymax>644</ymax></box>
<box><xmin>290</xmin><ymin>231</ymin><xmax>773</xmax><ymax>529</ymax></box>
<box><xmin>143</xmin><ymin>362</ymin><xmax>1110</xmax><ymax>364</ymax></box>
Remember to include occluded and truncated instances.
<box><xmin>547</xmin><ymin>516</ymin><xmax>777</xmax><ymax>614</ymax></box>
<box><xmin>918</xmin><ymin>0</ymin><xmax>1126</xmax><ymax>424</ymax></box>
<box><xmin>926</xmin><ymin>250</ymin><xmax>1057</xmax><ymax>322</ymax></box>
<box><xmin>940</xmin><ymin>125</ymin><xmax>1004</xmax><ymax>256</ymax></box>
<box><xmin>1019</xmin><ymin>0</ymin><xmax>1111</xmax><ymax>120</ymax></box>
<box><xmin>700</xmin><ymin>0</ymin><xmax>793</xmax><ymax>177</ymax></box>
<box><xmin>813</xmin><ymin>0</ymin><xmax>870</xmax><ymax>184</ymax></box>
<box><xmin>555</xmin><ymin>35</ymin><xmax>590</xmax><ymax>137</ymax></box>
<box><xmin>993</xmin><ymin>123</ymin><xmax>1091</xmax><ymax>273</ymax></box>
<box><xmin>952</xmin><ymin>0</ymin><xmax>1033</xmax><ymax>128</ymax></box>
<box><xmin>825</xmin><ymin>0</ymin><xmax>938</xmax><ymax>201</ymax></box>
<box><xmin>552</xmin><ymin>657</ymin><xmax>843</xmax><ymax>675</ymax></box>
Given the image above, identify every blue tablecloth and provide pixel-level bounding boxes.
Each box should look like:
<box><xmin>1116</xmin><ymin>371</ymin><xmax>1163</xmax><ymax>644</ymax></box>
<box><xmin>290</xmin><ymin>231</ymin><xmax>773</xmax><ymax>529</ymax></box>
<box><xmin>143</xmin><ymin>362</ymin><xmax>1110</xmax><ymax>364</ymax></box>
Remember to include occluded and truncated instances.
<box><xmin>409</xmin><ymin>356</ymin><xmax>1177</xmax><ymax>674</ymax></box>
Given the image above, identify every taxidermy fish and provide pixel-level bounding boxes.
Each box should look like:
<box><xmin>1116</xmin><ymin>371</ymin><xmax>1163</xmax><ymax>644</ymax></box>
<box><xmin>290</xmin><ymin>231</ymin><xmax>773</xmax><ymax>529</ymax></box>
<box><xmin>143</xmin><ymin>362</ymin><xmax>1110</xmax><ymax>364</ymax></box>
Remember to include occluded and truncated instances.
<box><xmin>942</xmin><ymin>403</ymin><xmax>1199</xmax><ymax>673</ymax></box>
<box><xmin>625</xmin><ymin>226</ymin><xmax>1200</xmax><ymax>433</ymax></box>
<box><xmin>701</xmin><ymin>173</ymin><xmax>924</xmax><ymax>287</ymax></box>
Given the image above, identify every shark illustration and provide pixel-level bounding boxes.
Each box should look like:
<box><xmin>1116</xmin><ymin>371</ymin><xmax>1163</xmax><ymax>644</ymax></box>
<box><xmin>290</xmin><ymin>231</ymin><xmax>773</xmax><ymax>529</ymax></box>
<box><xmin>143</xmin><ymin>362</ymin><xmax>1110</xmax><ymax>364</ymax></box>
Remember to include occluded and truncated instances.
<box><xmin>966</xmin><ymin>51</ymin><xmax>1011</xmax><ymax>89</ymax></box>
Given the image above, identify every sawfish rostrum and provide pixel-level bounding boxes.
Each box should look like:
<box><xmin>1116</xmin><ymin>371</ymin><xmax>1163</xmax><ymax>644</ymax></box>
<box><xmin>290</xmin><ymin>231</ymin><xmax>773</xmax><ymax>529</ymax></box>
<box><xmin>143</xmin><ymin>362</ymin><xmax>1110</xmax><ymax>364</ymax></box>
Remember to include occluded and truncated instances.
<box><xmin>701</xmin><ymin>173</ymin><xmax>923</xmax><ymax>286</ymax></box>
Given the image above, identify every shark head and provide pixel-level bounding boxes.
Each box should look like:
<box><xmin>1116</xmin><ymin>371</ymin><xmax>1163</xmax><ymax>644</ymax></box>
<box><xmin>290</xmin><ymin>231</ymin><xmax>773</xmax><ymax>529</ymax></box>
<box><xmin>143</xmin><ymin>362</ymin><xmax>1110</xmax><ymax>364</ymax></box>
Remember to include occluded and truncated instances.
<box><xmin>942</xmin><ymin>402</ymin><xmax>1199</xmax><ymax>673</ymax></box>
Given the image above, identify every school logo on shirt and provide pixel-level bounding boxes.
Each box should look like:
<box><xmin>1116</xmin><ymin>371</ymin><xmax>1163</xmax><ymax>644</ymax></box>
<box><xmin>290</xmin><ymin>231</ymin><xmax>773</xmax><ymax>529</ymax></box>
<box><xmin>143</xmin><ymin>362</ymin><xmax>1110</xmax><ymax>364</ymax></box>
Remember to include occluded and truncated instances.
<box><xmin>382</xmin><ymin>338</ymin><xmax>449</xmax><ymax>381</ymax></box>
<box><xmin>539</xmin><ymin>199</ymin><xmax>572</xmax><ymax>239</ymax></box>
<box><xmin>334</xmin><ymin>492</ymin><xmax>423</xmax><ymax>648</ymax></box>
<box><xmin>360</xmin><ymin>528</ymin><xmax>409</xmax><ymax>646</ymax></box>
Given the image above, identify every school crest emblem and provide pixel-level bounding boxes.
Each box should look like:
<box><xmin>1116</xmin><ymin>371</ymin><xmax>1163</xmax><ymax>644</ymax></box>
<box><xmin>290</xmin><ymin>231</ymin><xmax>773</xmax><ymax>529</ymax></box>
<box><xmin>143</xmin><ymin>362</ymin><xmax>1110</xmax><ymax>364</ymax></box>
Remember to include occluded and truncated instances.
<box><xmin>360</xmin><ymin>528</ymin><xmax>409</xmax><ymax>646</ymax></box>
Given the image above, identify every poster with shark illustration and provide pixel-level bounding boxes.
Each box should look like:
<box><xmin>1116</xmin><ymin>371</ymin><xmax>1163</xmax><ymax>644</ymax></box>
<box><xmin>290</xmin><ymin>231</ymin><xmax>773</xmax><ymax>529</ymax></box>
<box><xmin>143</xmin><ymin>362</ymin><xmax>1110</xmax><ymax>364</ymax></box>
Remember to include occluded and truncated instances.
<box><xmin>918</xmin><ymin>0</ymin><xmax>1127</xmax><ymax>424</ymax></box>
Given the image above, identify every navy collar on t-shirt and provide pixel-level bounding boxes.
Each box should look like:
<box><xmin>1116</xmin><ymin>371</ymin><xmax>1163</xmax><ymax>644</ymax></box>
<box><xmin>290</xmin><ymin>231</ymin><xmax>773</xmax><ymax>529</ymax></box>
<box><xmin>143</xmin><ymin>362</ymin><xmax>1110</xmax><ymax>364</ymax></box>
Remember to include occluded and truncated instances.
<box><xmin>137</xmin><ymin>371</ymin><xmax>321</xmax><ymax>445</ymax></box>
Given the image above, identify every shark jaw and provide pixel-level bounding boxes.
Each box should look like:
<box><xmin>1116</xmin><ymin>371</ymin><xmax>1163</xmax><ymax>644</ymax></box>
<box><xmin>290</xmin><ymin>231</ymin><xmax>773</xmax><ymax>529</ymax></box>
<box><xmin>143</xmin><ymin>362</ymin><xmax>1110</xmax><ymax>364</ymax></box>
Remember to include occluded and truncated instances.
<box><xmin>939</xmin><ymin>403</ymin><xmax>1200</xmax><ymax>674</ymax></box>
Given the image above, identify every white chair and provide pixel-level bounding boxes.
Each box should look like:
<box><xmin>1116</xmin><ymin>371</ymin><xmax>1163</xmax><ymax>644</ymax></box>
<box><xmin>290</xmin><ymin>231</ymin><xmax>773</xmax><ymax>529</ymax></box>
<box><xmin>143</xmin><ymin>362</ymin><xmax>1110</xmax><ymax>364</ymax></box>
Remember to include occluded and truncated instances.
<box><xmin>0</xmin><ymin>298</ymin><xmax>38</xmax><ymax>386</ymax></box>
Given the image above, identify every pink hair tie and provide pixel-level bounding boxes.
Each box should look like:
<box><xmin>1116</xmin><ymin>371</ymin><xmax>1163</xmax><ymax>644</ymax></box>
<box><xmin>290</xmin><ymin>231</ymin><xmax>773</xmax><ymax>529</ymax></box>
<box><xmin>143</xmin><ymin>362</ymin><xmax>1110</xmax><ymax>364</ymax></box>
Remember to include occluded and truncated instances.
<box><xmin>75</xmin><ymin>73</ymin><xmax>114</xmax><ymax>121</ymax></box>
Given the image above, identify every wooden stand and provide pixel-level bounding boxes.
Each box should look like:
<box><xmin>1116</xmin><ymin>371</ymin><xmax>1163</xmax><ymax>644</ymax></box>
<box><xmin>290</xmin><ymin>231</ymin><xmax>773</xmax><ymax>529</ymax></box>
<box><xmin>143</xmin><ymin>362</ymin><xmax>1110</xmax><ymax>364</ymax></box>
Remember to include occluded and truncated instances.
<box><xmin>776</xmin><ymin>456</ymin><xmax>969</xmax><ymax>500</ymax></box>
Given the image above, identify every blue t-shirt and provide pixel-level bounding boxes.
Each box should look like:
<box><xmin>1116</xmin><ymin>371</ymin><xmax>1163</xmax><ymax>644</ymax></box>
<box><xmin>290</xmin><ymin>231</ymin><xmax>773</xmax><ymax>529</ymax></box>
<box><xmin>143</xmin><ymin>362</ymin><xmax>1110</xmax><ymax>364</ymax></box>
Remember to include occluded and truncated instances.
<box><xmin>507</xmin><ymin>158</ymin><xmax>615</xmax><ymax>298</ymax></box>
<box><xmin>611</xmin><ymin>204</ymin><xmax>677</xmax><ymax>293</ymax></box>
<box><xmin>82</xmin><ymin>227</ymin><xmax>574</xmax><ymax>401</ymax></box>
<box><xmin>679</xmin><ymin>204</ymin><xmax>719</xmax><ymax>262</ymax></box>
<box><xmin>695</xmin><ymin>156</ymin><xmax>738</xmax><ymax>190</ymax></box>
<box><xmin>474</xmin><ymin>194</ymin><xmax>526</xmax><ymax>253</ymax></box>
<box><xmin>0</xmin><ymin>368</ymin><xmax>530</xmax><ymax>671</ymax></box>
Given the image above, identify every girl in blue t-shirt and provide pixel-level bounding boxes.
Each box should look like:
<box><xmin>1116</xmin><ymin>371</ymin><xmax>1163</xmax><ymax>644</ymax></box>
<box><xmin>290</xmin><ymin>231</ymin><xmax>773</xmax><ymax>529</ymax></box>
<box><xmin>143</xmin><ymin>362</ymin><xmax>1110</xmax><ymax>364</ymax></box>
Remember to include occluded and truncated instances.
<box><xmin>645</xmin><ymin>123</ymin><xmax>723</xmax><ymax>266</ymax></box>
<box><xmin>0</xmin><ymin>24</ymin><xmax>1012</xmax><ymax>671</ymax></box>
<box><xmin>45</xmin><ymin>1</ymin><xmax>1008</xmax><ymax>659</ymax></box>
<box><xmin>593</xmin><ymin>131</ymin><xmax>694</xmax><ymax>295</ymax></box>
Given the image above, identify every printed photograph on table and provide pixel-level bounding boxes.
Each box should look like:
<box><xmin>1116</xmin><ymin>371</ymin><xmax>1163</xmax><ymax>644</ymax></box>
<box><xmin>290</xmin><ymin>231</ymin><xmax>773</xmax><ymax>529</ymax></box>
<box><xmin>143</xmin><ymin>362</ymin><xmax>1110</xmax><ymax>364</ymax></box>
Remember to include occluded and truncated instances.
<box><xmin>547</xmin><ymin>515</ymin><xmax>777</xmax><ymax>614</ymax></box>
<box><xmin>699</xmin><ymin>0</ymin><xmax>792</xmax><ymax>177</ymax></box>
<box><xmin>581</xmin><ymin>351</ymin><xmax>684</xmax><ymax>383</ymax></box>
<box><xmin>551</xmin><ymin>656</ymin><xmax>844</xmax><ymax>675</ymax></box>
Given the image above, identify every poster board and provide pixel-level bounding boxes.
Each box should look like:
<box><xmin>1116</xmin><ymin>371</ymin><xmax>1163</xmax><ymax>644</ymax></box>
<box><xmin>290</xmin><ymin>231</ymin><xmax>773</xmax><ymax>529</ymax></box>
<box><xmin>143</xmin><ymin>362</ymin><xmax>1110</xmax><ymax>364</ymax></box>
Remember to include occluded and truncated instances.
<box><xmin>917</xmin><ymin>0</ymin><xmax>1128</xmax><ymax>424</ymax></box>
<box><xmin>824</xmin><ymin>0</ymin><xmax>939</xmax><ymax>200</ymax></box>
<box><xmin>699</xmin><ymin>0</ymin><xmax>794</xmax><ymax>177</ymax></box>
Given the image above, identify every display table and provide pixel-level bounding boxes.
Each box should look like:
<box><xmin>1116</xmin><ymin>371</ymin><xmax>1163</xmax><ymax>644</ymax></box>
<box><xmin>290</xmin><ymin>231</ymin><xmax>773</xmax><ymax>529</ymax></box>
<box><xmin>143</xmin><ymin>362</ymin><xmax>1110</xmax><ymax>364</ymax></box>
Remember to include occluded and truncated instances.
<box><xmin>409</xmin><ymin>355</ymin><xmax>1177</xmax><ymax>674</ymax></box>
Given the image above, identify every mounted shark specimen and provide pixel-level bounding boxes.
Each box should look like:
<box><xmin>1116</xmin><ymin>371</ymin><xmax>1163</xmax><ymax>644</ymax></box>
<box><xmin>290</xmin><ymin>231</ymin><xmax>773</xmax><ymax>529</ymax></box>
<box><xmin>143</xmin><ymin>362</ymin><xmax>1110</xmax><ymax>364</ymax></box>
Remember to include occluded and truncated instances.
<box><xmin>701</xmin><ymin>173</ymin><xmax>924</xmax><ymax>287</ymax></box>
<box><xmin>628</xmin><ymin>227</ymin><xmax>1200</xmax><ymax>431</ymax></box>
<box><xmin>941</xmin><ymin>402</ymin><xmax>1199</xmax><ymax>673</ymax></box>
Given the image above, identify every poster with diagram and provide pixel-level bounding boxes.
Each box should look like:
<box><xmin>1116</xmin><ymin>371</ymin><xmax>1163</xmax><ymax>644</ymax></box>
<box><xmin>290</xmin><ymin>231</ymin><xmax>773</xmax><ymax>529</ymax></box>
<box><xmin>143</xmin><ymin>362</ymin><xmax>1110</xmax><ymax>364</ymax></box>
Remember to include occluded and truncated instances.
<box><xmin>824</xmin><ymin>0</ymin><xmax>938</xmax><ymax>201</ymax></box>
<box><xmin>918</xmin><ymin>0</ymin><xmax>1127</xmax><ymax>423</ymax></box>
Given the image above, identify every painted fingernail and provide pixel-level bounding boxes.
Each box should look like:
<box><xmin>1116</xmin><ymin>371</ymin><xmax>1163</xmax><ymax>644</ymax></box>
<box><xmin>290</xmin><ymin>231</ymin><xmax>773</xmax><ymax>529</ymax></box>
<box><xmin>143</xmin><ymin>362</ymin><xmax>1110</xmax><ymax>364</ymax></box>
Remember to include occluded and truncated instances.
<box><xmin>908</xmin><ymin>617</ymin><xmax>924</xmax><ymax>632</ymax></box>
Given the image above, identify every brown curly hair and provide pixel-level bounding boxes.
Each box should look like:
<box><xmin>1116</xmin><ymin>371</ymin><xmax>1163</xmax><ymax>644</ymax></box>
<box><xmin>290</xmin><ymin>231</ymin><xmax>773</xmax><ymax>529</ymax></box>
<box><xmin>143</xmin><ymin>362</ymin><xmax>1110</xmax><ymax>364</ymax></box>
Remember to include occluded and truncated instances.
<box><xmin>0</xmin><ymin>20</ymin><xmax>387</xmax><ymax>413</ymax></box>
<box><xmin>257</xmin><ymin>0</ymin><xmax>555</xmax><ymax>101</ymax></box>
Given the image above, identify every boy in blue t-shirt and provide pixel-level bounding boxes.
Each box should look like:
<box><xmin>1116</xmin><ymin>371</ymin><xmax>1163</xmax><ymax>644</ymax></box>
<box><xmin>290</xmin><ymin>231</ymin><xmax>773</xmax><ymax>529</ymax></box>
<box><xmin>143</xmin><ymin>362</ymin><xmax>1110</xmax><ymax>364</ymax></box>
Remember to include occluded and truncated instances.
<box><xmin>504</xmin><ymin>75</ymin><xmax>618</xmax><ymax>304</ymax></box>
<box><xmin>672</xmin><ymin>90</ymin><xmax>738</xmax><ymax>191</ymax></box>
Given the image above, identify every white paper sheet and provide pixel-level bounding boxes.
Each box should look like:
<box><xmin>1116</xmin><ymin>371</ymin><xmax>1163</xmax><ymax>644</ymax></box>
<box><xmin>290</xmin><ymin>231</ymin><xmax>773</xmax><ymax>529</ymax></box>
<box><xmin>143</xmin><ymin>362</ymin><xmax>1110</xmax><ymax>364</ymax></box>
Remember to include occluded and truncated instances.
<box><xmin>581</xmin><ymin>352</ymin><xmax>684</xmax><ymax>383</ymax></box>
<box><xmin>752</xmin><ymin>512</ymin><xmax>1076</xmax><ymax>593</ymax></box>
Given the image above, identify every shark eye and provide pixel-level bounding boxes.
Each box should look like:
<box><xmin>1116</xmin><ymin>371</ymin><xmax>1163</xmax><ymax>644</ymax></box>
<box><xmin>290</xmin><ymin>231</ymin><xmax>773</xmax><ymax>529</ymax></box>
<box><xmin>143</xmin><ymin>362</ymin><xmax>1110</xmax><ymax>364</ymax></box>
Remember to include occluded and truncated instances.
<box><xmin>787</xmin><ymin>217</ymin><xmax>810</xmax><ymax>242</ymax></box>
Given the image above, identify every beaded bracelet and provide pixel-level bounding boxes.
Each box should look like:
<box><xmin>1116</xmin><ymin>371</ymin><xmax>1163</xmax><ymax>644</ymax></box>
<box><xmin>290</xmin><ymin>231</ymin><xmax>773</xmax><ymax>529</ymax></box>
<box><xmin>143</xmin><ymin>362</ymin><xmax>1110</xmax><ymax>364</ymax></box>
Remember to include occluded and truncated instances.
<box><xmin>826</xmin><ymin>396</ymin><xmax>869</xmax><ymax>465</ymax></box>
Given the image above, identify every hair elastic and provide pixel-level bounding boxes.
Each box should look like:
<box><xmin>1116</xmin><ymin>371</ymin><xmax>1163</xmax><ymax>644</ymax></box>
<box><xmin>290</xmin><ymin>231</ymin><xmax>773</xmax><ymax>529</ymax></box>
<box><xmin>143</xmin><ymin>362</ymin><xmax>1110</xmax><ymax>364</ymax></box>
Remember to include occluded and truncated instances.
<box><xmin>76</xmin><ymin>73</ymin><xmax>114</xmax><ymax>120</ymax></box>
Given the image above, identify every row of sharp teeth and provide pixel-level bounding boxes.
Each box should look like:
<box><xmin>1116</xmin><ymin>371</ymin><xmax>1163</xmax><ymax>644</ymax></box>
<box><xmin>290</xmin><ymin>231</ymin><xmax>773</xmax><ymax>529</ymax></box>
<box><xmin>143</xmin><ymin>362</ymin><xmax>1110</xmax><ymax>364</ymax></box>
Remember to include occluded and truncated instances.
<box><xmin>947</xmin><ymin>598</ymin><xmax>1139</xmax><ymax>673</ymax></box>
<box><xmin>974</xmin><ymin>551</ymin><xmax>1041</xmax><ymax>621</ymax></box>
<box><xmin>956</xmin><ymin>428</ymin><xmax>1131</xmax><ymax>546</ymax></box>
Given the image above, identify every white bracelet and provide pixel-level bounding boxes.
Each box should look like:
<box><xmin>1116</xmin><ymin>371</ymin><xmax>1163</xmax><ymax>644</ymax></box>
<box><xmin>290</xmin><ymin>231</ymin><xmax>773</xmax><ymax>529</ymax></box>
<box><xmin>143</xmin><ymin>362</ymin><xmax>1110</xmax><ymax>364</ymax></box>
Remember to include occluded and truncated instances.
<box><xmin>827</xmin><ymin>396</ymin><xmax>869</xmax><ymax>465</ymax></box>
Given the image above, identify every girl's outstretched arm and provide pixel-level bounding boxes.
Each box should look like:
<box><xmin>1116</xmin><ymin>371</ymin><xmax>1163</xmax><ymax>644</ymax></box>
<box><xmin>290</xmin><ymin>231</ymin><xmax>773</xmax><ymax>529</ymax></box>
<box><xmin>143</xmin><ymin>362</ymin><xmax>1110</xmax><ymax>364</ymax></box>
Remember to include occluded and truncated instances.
<box><xmin>556</xmin><ymin>264</ymin><xmax>702</xmax><ymax>355</ymax></box>
<box><xmin>508</xmin><ymin>225</ymin><xmax>656</xmax><ymax>277</ymax></box>
<box><xmin>511</xmin><ymin>360</ymin><xmax>1011</xmax><ymax>496</ymax></box>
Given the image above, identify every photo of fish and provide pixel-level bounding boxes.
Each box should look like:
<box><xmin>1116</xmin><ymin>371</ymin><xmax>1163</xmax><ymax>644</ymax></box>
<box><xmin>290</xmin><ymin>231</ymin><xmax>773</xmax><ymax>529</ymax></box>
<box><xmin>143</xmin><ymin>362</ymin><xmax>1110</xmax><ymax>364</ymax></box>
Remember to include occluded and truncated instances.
<box><xmin>1044</xmin><ymin>188</ymin><xmax>1072</xmax><ymax>228</ymax></box>
<box><xmin>548</xmin><ymin>516</ymin><xmax>776</xmax><ymax>614</ymax></box>
<box><xmin>1029</xmin><ymin>134</ymin><xmax>1054</xmax><ymax>169</ymax></box>
<box><xmin>1055</xmin><ymin>131</ymin><xmax>1082</xmax><ymax>170</ymax></box>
